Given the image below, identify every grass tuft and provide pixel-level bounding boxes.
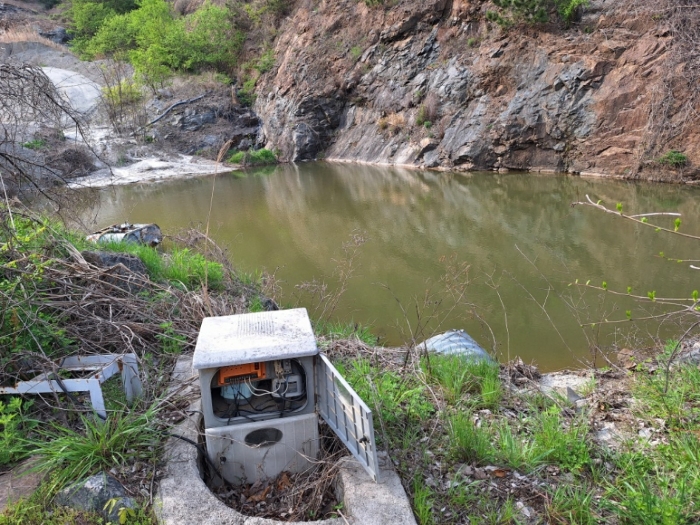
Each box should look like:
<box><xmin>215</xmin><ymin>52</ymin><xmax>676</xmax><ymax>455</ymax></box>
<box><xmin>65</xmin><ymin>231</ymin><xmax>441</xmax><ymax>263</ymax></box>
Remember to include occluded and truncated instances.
<box><xmin>422</xmin><ymin>354</ymin><xmax>500</xmax><ymax>407</ymax></box>
<box><xmin>227</xmin><ymin>148</ymin><xmax>277</xmax><ymax>166</ymax></box>
<box><xmin>314</xmin><ymin>320</ymin><xmax>378</xmax><ymax>346</ymax></box>
<box><xmin>27</xmin><ymin>404</ymin><xmax>163</xmax><ymax>493</ymax></box>
<box><xmin>448</xmin><ymin>412</ymin><xmax>496</xmax><ymax>464</ymax></box>
<box><xmin>96</xmin><ymin>240</ymin><xmax>224</xmax><ymax>290</ymax></box>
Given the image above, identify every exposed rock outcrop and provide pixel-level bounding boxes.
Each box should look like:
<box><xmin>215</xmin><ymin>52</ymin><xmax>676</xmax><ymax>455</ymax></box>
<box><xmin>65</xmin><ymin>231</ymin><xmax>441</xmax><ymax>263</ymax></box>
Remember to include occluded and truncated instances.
<box><xmin>255</xmin><ymin>0</ymin><xmax>699</xmax><ymax>180</ymax></box>
<box><xmin>148</xmin><ymin>89</ymin><xmax>262</xmax><ymax>157</ymax></box>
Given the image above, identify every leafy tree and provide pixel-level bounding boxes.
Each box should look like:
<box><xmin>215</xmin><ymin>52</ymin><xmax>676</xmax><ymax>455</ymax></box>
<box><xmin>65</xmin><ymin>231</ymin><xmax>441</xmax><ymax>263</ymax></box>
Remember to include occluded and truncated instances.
<box><xmin>69</xmin><ymin>0</ymin><xmax>137</xmax><ymax>53</ymax></box>
<box><xmin>72</xmin><ymin>0</ymin><xmax>244</xmax><ymax>88</ymax></box>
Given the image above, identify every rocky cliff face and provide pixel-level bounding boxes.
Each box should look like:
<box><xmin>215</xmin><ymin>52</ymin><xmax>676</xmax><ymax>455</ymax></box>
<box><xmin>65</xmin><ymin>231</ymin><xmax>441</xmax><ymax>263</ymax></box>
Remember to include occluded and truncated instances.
<box><xmin>254</xmin><ymin>0</ymin><xmax>699</xmax><ymax>180</ymax></box>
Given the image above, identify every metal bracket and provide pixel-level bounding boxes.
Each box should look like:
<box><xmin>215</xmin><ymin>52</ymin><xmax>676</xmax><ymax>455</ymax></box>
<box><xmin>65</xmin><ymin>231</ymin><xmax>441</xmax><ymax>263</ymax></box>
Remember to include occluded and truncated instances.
<box><xmin>0</xmin><ymin>354</ymin><xmax>142</xmax><ymax>419</ymax></box>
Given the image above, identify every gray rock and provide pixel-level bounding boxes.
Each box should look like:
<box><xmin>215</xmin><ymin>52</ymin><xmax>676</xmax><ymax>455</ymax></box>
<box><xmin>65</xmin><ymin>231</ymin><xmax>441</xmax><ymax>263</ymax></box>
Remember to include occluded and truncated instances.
<box><xmin>674</xmin><ymin>342</ymin><xmax>700</xmax><ymax>366</ymax></box>
<box><xmin>81</xmin><ymin>251</ymin><xmax>149</xmax><ymax>292</ymax></box>
<box><xmin>82</xmin><ymin>251</ymin><xmax>148</xmax><ymax>275</ymax></box>
<box><xmin>183</xmin><ymin>110</ymin><xmax>217</xmax><ymax>132</ymax></box>
<box><xmin>55</xmin><ymin>472</ymin><xmax>136</xmax><ymax>523</ymax></box>
<box><xmin>38</xmin><ymin>27</ymin><xmax>70</xmax><ymax>44</ymax></box>
<box><xmin>290</xmin><ymin>97</ymin><xmax>344</xmax><ymax>161</ymax></box>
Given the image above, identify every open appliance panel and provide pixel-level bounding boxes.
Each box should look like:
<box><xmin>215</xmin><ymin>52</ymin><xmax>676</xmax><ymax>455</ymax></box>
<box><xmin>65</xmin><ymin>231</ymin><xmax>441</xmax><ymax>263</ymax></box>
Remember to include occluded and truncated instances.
<box><xmin>194</xmin><ymin>309</ymin><xmax>378</xmax><ymax>485</ymax></box>
<box><xmin>206</xmin><ymin>356</ymin><xmax>314</xmax><ymax>426</ymax></box>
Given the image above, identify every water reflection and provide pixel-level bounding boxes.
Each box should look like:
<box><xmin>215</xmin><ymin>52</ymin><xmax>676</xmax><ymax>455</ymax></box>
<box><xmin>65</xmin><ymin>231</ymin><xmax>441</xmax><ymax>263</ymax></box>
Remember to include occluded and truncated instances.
<box><xmin>83</xmin><ymin>163</ymin><xmax>700</xmax><ymax>371</ymax></box>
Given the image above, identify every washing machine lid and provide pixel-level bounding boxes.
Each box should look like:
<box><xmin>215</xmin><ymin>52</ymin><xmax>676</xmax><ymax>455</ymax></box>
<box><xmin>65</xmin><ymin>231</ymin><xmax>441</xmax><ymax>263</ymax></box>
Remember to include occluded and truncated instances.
<box><xmin>316</xmin><ymin>353</ymin><xmax>380</xmax><ymax>482</ymax></box>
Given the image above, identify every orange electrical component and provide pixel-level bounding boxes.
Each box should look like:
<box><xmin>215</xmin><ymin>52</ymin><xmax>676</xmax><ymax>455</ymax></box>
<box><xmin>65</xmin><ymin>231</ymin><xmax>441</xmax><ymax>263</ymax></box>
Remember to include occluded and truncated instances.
<box><xmin>217</xmin><ymin>362</ymin><xmax>266</xmax><ymax>385</ymax></box>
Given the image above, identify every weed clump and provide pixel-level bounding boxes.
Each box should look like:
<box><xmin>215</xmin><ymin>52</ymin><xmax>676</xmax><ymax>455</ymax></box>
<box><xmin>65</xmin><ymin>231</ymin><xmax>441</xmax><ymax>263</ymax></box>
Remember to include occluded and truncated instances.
<box><xmin>0</xmin><ymin>398</ymin><xmax>35</xmax><ymax>466</ymax></box>
<box><xmin>331</xmin><ymin>339</ymin><xmax>700</xmax><ymax>523</ymax></box>
<box><xmin>227</xmin><ymin>148</ymin><xmax>277</xmax><ymax>167</ymax></box>
<box><xmin>415</xmin><ymin>92</ymin><xmax>439</xmax><ymax>128</ymax></box>
<box><xmin>487</xmin><ymin>0</ymin><xmax>589</xmax><ymax>27</ymax></box>
<box><xmin>657</xmin><ymin>150</ymin><xmax>688</xmax><ymax>168</ymax></box>
<box><xmin>377</xmin><ymin>112</ymin><xmax>405</xmax><ymax>135</ymax></box>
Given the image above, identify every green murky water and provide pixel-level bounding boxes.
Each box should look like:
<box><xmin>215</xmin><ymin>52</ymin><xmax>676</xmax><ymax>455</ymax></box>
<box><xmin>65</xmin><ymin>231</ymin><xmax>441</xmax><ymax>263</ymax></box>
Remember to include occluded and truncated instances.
<box><xmin>82</xmin><ymin>163</ymin><xmax>700</xmax><ymax>371</ymax></box>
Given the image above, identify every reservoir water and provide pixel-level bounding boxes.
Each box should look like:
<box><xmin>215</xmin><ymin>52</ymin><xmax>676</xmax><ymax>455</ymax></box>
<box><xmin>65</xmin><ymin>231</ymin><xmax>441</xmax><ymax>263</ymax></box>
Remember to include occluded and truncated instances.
<box><xmin>81</xmin><ymin>163</ymin><xmax>700</xmax><ymax>371</ymax></box>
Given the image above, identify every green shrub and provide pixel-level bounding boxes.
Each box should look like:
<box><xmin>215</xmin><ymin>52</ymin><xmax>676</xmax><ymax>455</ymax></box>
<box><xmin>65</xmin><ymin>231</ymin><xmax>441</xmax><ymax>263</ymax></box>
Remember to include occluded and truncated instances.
<box><xmin>0</xmin><ymin>216</ymin><xmax>77</xmax><ymax>357</ymax></box>
<box><xmin>102</xmin><ymin>80</ymin><xmax>142</xmax><ymax>106</ymax></box>
<box><xmin>0</xmin><ymin>398</ymin><xmax>34</xmax><ymax>466</ymax></box>
<box><xmin>657</xmin><ymin>150</ymin><xmax>688</xmax><ymax>168</ymax></box>
<box><xmin>69</xmin><ymin>0</ymin><xmax>137</xmax><ymax>54</ymax></box>
<box><xmin>254</xmin><ymin>49</ymin><xmax>276</xmax><ymax>73</ymax></box>
<box><xmin>227</xmin><ymin>148</ymin><xmax>277</xmax><ymax>167</ymax></box>
<box><xmin>350</xmin><ymin>46</ymin><xmax>363</xmax><ymax>60</ymax></box>
<box><xmin>182</xmin><ymin>3</ymin><xmax>245</xmax><ymax>71</ymax></box>
<box><xmin>416</xmin><ymin>106</ymin><xmax>428</xmax><ymax>127</ymax></box>
<box><xmin>486</xmin><ymin>0</ymin><xmax>588</xmax><ymax>27</ymax></box>
<box><xmin>72</xmin><ymin>0</ymin><xmax>243</xmax><ymax>87</ymax></box>
<box><xmin>237</xmin><ymin>76</ymin><xmax>258</xmax><ymax>106</ymax></box>
<box><xmin>555</xmin><ymin>0</ymin><xmax>588</xmax><ymax>23</ymax></box>
<box><xmin>22</xmin><ymin>139</ymin><xmax>47</xmax><ymax>150</ymax></box>
<box><xmin>156</xmin><ymin>322</ymin><xmax>187</xmax><ymax>354</ymax></box>
<box><xmin>227</xmin><ymin>150</ymin><xmax>246</xmax><ymax>164</ymax></box>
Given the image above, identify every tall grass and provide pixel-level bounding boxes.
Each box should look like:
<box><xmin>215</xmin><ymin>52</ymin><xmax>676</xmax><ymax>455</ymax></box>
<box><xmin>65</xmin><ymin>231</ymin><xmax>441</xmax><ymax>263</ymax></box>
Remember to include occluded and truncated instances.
<box><xmin>448</xmin><ymin>412</ymin><xmax>495</xmax><ymax>464</ymax></box>
<box><xmin>96</xmin><ymin>241</ymin><xmax>224</xmax><ymax>290</ymax></box>
<box><xmin>421</xmin><ymin>354</ymin><xmax>500</xmax><ymax>407</ymax></box>
<box><xmin>27</xmin><ymin>404</ymin><xmax>162</xmax><ymax>493</ymax></box>
<box><xmin>495</xmin><ymin>420</ymin><xmax>550</xmax><ymax>471</ymax></box>
<box><xmin>412</xmin><ymin>475</ymin><xmax>435</xmax><ymax>525</ymax></box>
<box><xmin>314</xmin><ymin>320</ymin><xmax>378</xmax><ymax>346</ymax></box>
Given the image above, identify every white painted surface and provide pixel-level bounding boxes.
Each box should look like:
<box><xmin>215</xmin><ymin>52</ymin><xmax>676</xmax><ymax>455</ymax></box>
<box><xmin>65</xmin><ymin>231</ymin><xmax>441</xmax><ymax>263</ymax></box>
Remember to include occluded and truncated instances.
<box><xmin>205</xmin><ymin>413</ymin><xmax>319</xmax><ymax>485</ymax></box>
<box><xmin>193</xmin><ymin>309</ymin><xmax>317</xmax><ymax>369</ymax></box>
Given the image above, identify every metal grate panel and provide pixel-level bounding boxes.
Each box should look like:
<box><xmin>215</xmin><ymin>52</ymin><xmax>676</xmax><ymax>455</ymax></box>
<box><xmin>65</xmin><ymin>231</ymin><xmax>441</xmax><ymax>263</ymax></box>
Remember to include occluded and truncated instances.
<box><xmin>316</xmin><ymin>353</ymin><xmax>380</xmax><ymax>482</ymax></box>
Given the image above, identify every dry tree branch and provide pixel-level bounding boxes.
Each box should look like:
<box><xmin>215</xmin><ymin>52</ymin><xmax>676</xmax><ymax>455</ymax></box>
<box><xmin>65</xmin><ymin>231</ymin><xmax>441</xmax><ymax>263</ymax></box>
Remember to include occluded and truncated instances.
<box><xmin>0</xmin><ymin>64</ymin><xmax>103</xmax><ymax>208</ymax></box>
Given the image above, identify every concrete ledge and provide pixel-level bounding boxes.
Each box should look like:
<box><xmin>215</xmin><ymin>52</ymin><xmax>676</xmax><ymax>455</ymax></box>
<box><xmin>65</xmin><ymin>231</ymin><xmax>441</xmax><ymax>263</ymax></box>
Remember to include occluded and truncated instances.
<box><xmin>337</xmin><ymin>454</ymin><xmax>416</xmax><ymax>525</ymax></box>
<box><xmin>155</xmin><ymin>357</ymin><xmax>416</xmax><ymax>525</ymax></box>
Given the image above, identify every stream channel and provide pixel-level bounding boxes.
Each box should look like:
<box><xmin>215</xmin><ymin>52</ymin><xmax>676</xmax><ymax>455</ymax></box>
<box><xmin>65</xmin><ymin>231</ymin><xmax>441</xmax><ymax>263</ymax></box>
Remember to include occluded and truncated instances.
<box><xmin>80</xmin><ymin>162</ymin><xmax>700</xmax><ymax>371</ymax></box>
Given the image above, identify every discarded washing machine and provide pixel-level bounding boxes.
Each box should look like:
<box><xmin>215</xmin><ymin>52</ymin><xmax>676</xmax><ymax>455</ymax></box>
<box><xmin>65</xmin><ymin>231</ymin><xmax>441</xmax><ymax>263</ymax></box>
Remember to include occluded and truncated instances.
<box><xmin>193</xmin><ymin>308</ymin><xmax>379</xmax><ymax>485</ymax></box>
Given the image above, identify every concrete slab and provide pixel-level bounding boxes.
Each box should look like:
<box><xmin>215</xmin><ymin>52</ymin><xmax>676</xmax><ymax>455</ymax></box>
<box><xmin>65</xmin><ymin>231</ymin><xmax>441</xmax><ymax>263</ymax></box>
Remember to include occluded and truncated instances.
<box><xmin>156</xmin><ymin>356</ymin><xmax>417</xmax><ymax>525</ymax></box>
<box><xmin>337</xmin><ymin>454</ymin><xmax>417</xmax><ymax>525</ymax></box>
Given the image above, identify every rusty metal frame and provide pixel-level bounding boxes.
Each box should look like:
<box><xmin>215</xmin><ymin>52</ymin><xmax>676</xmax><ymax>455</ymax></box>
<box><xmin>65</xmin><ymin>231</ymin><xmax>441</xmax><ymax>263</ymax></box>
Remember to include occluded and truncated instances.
<box><xmin>0</xmin><ymin>354</ymin><xmax>142</xmax><ymax>419</ymax></box>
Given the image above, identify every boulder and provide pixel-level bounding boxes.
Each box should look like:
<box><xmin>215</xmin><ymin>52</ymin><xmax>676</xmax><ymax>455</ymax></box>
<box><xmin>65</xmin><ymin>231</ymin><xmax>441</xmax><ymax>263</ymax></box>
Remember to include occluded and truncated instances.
<box><xmin>55</xmin><ymin>472</ymin><xmax>136</xmax><ymax>523</ymax></box>
<box><xmin>81</xmin><ymin>251</ymin><xmax>149</xmax><ymax>292</ymax></box>
<box><xmin>38</xmin><ymin>27</ymin><xmax>71</xmax><ymax>44</ymax></box>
